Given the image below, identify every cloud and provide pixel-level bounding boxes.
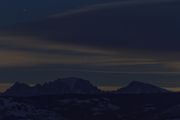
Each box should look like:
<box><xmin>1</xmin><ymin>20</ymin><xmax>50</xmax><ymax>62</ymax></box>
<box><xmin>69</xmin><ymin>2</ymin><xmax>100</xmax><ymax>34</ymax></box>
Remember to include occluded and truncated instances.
<box><xmin>0</xmin><ymin>8</ymin><xmax>180</xmax><ymax>75</ymax></box>
<box><xmin>0</xmin><ymin>49</ymin><xmax>158</xmax><ymax>67</ymax></box>
<box><xmin>0</xmin><ymin>35</ymin><xmax>162</xmax><ymax>68</ymax></box>
<box><xmin>0</xmin><ymin>35</ymin><xmax>179</xmax><ymax>76</ymax></box>
<box><xmin>0</xmin><ymin>36</ymin><xmax>115</xmax><ymax>55</ymax></box>
<box><xmin>41</xmin><ymin>68</ymin><xmax>180</xmax><ymax>74</ymax></box>
<box><xmin>51</xmin><ymin>0</ymin><xmax>178</xmax><ymax>18</ymax></box>
<box><xmin>0</xmin><ymin>0</ymin><xmax>180</xmax><ymax>90</ymax></box>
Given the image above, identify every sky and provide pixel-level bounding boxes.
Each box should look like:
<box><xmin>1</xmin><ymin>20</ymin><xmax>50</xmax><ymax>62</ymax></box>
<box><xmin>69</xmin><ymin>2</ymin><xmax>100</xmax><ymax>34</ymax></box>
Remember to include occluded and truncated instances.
<box><xmin>0</xmin><ymin>0</ymin><xmax>180</xmax><ymax>91</ymax></box>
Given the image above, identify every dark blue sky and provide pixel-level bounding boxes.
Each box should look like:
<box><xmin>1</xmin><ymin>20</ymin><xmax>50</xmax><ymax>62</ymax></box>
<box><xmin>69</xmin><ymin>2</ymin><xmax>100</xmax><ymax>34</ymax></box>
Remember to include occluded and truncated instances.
<box><xmin>0</xmin><ymin>0</ymin><xmax>123</xmax><ymax>26</ymax></box>
<box><xmin>0</xmin><ymin>0</ymin><xmax>180</xmax><ymax>91</ymax></box>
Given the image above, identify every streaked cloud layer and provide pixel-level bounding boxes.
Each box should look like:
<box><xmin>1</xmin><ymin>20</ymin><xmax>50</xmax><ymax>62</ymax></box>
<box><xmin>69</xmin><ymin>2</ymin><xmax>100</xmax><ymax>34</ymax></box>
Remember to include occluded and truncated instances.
<box><xmin>0</xmin><ymin>0</ymin><xmax>180</xmax><ymax>90</ymax></box>
<box><xmin>0</xmin><ymin>35</ymin><xmax>180</xmax><ymax>74</ymax></box>
<box><xmin>52</xmin><ymin>0</ymin><xmax>178</xmax><ymax>18</ymax></box>
<box><xmin>2</xmin><ymin>35</ymin><xmax>180</xmax><ymax>88</ymax></box>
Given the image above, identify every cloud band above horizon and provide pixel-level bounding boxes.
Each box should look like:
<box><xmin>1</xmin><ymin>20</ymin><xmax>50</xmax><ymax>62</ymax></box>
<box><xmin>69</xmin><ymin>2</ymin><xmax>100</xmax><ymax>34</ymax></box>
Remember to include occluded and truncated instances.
<box><xmin>0</xmin><ymin>0</ymin><xmax>180</xmax><ymax>88</ymax></box>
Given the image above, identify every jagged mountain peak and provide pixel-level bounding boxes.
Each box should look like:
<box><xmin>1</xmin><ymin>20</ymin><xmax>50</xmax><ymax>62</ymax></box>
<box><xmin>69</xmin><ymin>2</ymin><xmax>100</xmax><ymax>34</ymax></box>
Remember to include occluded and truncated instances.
<box><xmin>13</xmin><ymin>81</ymin><xmax>30</xmax><ymax>87</ymax></box>
<box><xmin>4</xmin><ymin>77</ymin><xmax>101</xmax><ymax>96</ymax></box>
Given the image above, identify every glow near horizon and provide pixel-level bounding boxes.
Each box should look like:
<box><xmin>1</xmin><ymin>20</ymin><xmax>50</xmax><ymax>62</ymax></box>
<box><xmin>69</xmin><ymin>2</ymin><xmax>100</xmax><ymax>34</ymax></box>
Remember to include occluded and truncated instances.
<box><xmin>1</xmin><ymin>83</ymin><xmax>180</xmax><ymax>93</ymax></box>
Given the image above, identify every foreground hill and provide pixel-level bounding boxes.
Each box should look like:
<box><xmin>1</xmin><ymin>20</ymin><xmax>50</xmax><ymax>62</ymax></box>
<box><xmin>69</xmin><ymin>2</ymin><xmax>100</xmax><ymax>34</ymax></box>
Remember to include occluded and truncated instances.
<box><xmin>1</xmin><ymin>78</ymin><xmax>179</xmax><ymax>120</ymax></box>
<box><xmin>0</xmin><ymin>97</ymin><xmax>64</xmax><ymax>120</ymax></box>
<box><xmin>1</xmin><ymin>93</ymin><xmax>180</xmax><ymax>120</ymax></box>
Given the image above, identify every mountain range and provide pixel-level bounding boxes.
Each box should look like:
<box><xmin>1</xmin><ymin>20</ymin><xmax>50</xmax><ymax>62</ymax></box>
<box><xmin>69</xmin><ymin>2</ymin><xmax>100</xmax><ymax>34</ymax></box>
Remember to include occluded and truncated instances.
<box><xmin>3</xmin><ymin>78</ymin><xmax>171</xmax><ymax>96</ymax></box>
<box><xmin>4</xmin><ymin>77</ymin><xmax>101</xmax><ymax>96</ymax></box>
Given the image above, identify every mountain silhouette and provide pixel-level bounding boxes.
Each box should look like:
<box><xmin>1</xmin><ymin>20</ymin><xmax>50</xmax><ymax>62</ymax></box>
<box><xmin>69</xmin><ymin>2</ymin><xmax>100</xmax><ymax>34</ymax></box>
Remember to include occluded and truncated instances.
<box><xmin>4</xmin><ymin>77</ymin><xmax>101</xmax><ymax>96</ymax></box>
<box><xmin>117</xmin><ymin>81</ymin><xmax>170</xmax><ymax>94</ymax></box>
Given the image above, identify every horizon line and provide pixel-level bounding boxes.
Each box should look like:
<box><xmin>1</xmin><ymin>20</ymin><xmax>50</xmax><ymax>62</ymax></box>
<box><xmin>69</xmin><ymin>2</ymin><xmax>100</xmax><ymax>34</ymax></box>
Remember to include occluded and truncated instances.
<box><xmin>1</xmin><ymin>83</ymin><xmax>180</xmax><ymax>93</ymax></box>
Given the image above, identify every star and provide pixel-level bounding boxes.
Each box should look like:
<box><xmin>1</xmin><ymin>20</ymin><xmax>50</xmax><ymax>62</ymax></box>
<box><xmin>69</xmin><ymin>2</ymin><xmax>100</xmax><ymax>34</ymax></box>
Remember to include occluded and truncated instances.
<box><xmin>23</xmin><ymin>8</ymin><xmax>28</xmax><ymax>13</ymax></box>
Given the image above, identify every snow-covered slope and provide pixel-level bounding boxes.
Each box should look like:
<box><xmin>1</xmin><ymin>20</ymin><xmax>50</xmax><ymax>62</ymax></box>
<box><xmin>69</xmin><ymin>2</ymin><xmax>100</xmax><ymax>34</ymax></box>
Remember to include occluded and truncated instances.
<box><xmin>0</xmin><ymin>98</ymin><xmax>64</xmax><ymax>120</ymax></box>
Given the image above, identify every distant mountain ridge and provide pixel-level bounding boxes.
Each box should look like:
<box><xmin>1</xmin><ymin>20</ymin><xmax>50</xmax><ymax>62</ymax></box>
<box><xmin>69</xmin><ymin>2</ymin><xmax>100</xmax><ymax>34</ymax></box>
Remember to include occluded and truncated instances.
<box><xmin>3</xmin><ymin>78</ymin><xmax>171</xmax><ymax>96</ymax></box>
<box><xmin>4</xmin><ymin>77</ymin><xmax>101</xmax><ymax>96</ymax></box>
<box><xmin>117</xmin><ymin>81</ymin><xmax>171</xmax><ymax>94</ymax></box>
